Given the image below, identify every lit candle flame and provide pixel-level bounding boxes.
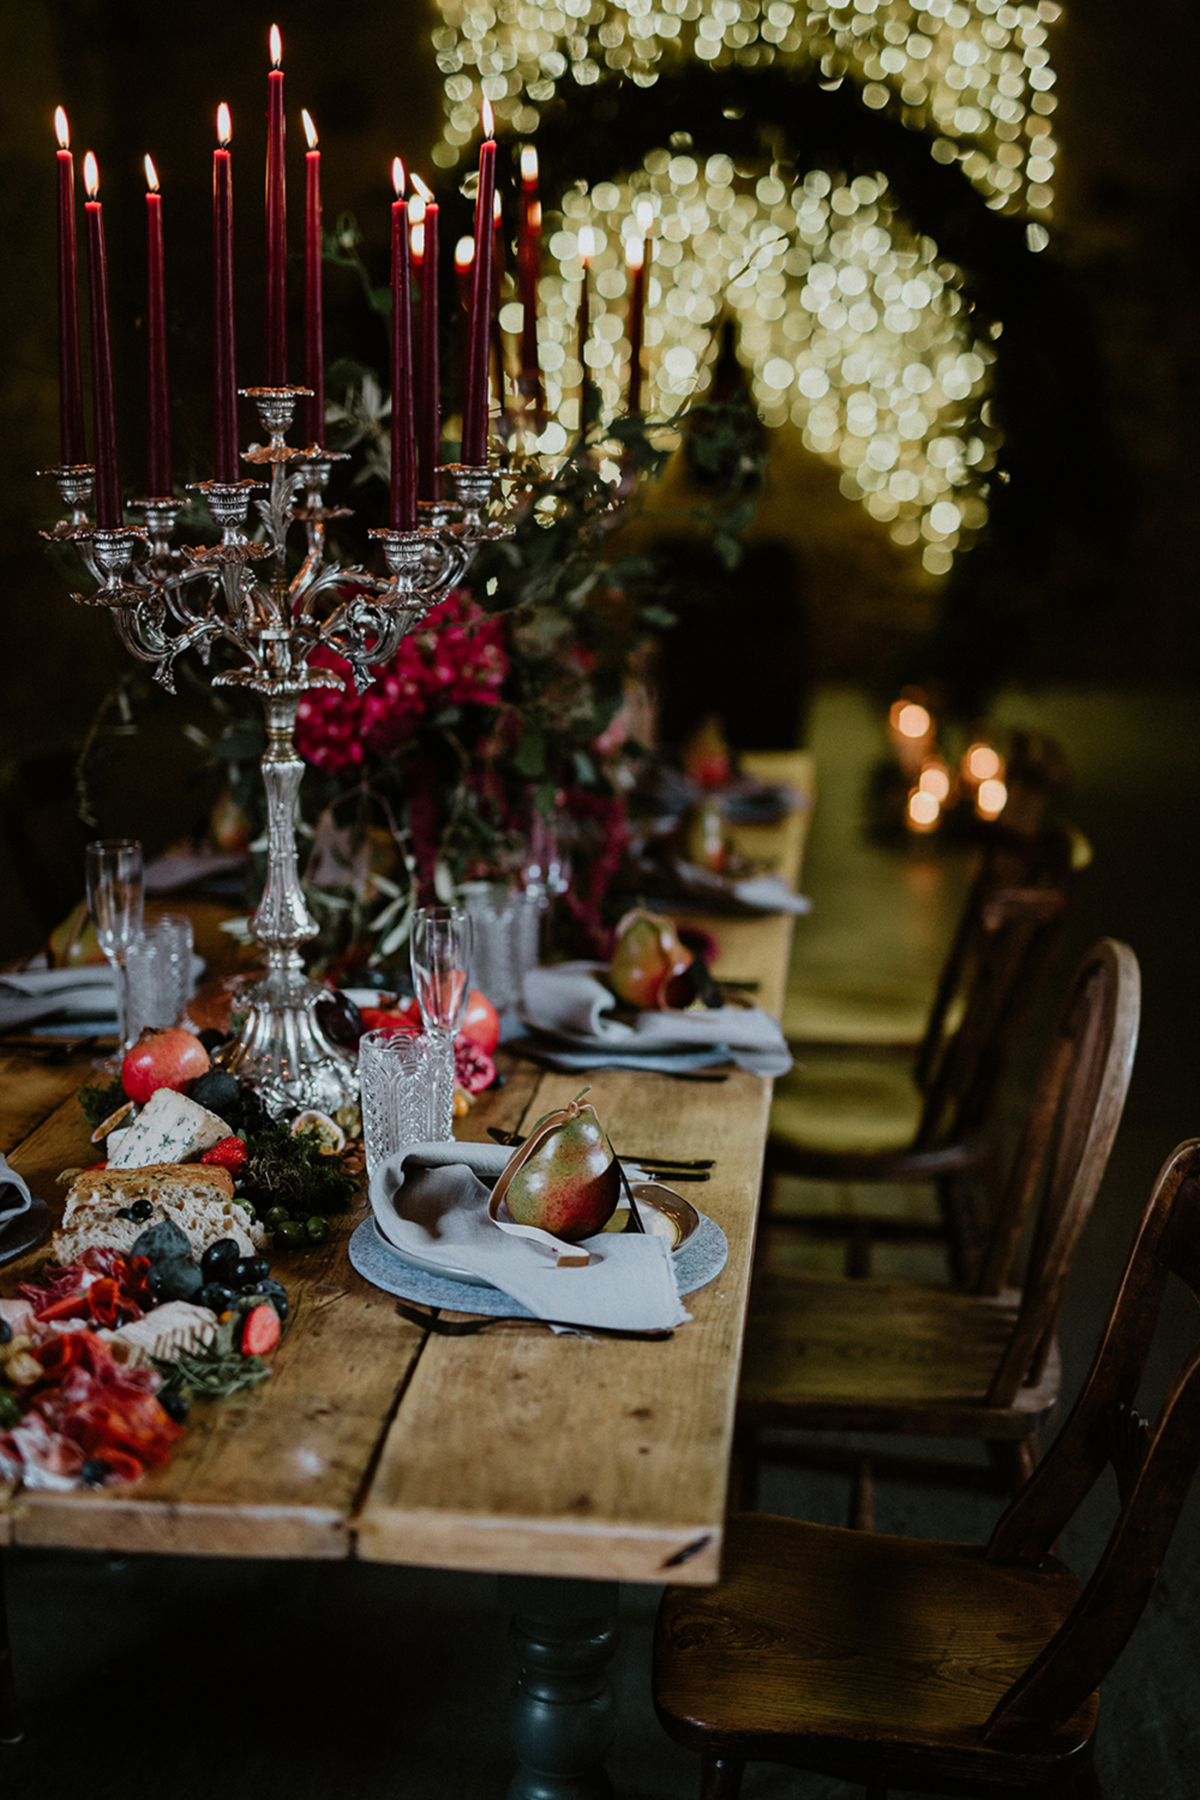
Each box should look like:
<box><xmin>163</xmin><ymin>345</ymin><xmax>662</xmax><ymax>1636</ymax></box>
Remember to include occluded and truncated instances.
<box><xmin>410</xmin><ymin>193</ymin><xmax>426</xmax><ymax>227</ymax></box>
<box><xmin>144</xmin><ymin>154</ymin><xmax>159</xmax><ymax>193</ymax></box>
<box><xmin>411</xmin><ymin>221</ymin><xmax>425</xmax><ymax>258</ymax></box>
<box><xmin>302</xmin><ymin>109</ymin><xmax>318</xmax><ymax>151</ymax></box>
<box><xmin>493</xmin><ymin>191</ymin><xmax>502</xmax><ymax>224</ymax></box>
<box><xmin>269</xmin><ymin>23</ymin><xmax>282</xmax><ymax>67</ymax></box>
<box><xmin>411</xmin><ymin>172</ymin><xmax>433</xmax><ymax>205</ymax></box>
<box><xmin>482</xmin><ymin>97</ymin><xmax>495</xmax><ymax>140</ymax></box>
<box><xmin>529</xmin><ymin>199</ymin><xmax>542</xmax><ymax>231</ymax></box>
<box><xmin>636</xmin><ymin>198</ymin><xmax>654</xmax><ymax>233</ymax></box>
<box><xmin>521</xmin><ymin>145</ymin><xmax>538</xmax><ymax>183</ymax></box>
<box><xmin>392</xmin><ymin>156</ymin><xmax>406</xmax><ymax>198</ymax></box>
<box><xmin>626</xmin><ymin>238</ymin><xmax>644</xmax><ymax>272</ymax></box>
<box><xmin>455</xmin><ymin>237</ymin><xmax>475</xmax><ymax>271</ymax></box>
<box><xmin>54</xmin><ymin>107</ymin><xmax>70</xmax><ymax>150</ymax></box>
<box><xmin>578</xmin><ymin>226</ymin><xmax>594</xmax><ymax>262</ymax></box>
<box><xmin>217</xmin><ymin>103</ymin><xmax>232</xmax><ymax>147</ymax></box>
<box><xmin>83</xmin><ymin>151</ymin><xmax>99</xmax><ymax>199</ymax></box>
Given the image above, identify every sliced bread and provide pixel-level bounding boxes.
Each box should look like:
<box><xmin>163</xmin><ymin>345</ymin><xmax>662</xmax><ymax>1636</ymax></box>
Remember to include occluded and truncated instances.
<box><xmin>53</xmin><ymin>1163</ymin><xmax>265</xmax><ymax>1264</ymax></box>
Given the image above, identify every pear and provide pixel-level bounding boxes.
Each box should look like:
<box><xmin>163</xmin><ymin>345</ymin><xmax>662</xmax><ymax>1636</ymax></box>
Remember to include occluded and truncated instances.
<box><xmin>496</xmin><ymin>1090</ymin><xmax>621</xmax><ymax>1242</ymax></box>
<box><xmin>609</xmin><ymin>908</ymin><xmax>694</xmax><ymax>1010</ymax></box>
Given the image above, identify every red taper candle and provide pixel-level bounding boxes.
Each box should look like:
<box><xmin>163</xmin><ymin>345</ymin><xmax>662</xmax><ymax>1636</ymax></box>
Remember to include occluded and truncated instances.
<box><xmin>626</xmin><ymin>237</ymin><xmax>645</xmax><ymax>416</ymax></box>
<box><xmin>389</xmin><ymin>158</ymin><xmax>416</xmax><ymax>530</ymax></box>
<box><xmin>491</xmin><ymin>189</ymin><xmax>507</xmax><ymax>431</ymax></box>
<box><xmin>518</xmin><ymin>144</ymin><xmax>543</xmax><ymax>416</ymax></box>
<box><xmin>82</xmin><ymin>153</ymin><xmax>121</xmax><ymax>527</ymax></box>
<box><xmin>54</xmin><ymin>109</ymin><xmax>86</xmax><ymax>467</ymax></box>
<box><xmin>577</xmin><ymin>226</ymin><xmax>593</xmax><ymax>404</ymax></box>
<box><xmin>144</xmin><ymin>156</ymin><xmax>171</xmax><ymax>496</ymax></box>
<box><xmin>455</xmin><ymin>237</ymin><xmax>474</xmax><ymax>315</ymax></box>
<box><xmin>462</xmin><ymin>100</ymin><xmax>496</xmax><ymax>465</ymax></box>
<box><xmin>265</xmin><ymin>24</ymin><xmax>287</xmax><ymax>384</ymax></box>
<box><xmin>302</xmin><ymin>109</ymin><xmax>324</xmax><ymax>446</ymax></box>
<box><xmin>213</xmin><ymin>105</ymin><xmax>238</xmax><ymax>483</ymax></box>
<box><xmin>412</xmin><ymin>174</ymin><xmax>441</xmax><ymax>503</ymax></box>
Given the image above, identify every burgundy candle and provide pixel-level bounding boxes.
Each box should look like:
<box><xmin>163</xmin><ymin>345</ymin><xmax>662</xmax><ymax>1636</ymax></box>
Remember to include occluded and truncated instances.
<box><xmin>409</xmin><ymin>191</ymin><xmax>425</xmax><ymax>273</ymax></box>
<box><xmin>518</xmin><ymin>144</ymin><xmax>542</xmax><ymax>413</ymax></box>
<box><xmin>54</xmin><ymin>109</ymin><xmax>86</xmax><ymax>467</ymax></box>
<box><xmin>461</xmin><ymin>100</ymin><xmax>496</xmax><ymax>465</ymax></box>
<box><xmin>455</xmin><ymin>237</ymin><xmax>474</xmax><ymax>315</ymax></box>
<box><xmin>389</xmin><ymin>159</ymin><xmax>416</xmax><ymax>531</ymax></box>
<box><xmin>213</xmin><ymin>105</ymin><xmax>238</xmax><ymax>484</ymax></box>
<box><xmin>265</xmin><ymin>24</ymin><xmax>286</xmax><ymax>384</ymax></box>
<box><xmin>412</xmin><ymin>174</ymin><xmax>441</xmax><ymax>503</ymax></box>
<box><xmin>82</xmin><ymin>153</ymin><xmax>121</xmax><ymax>527</ymax></box>
<box><xmin>490</xmin><ymin>189</ymin><xmax>507</xmax><ymax>431</ymax></box>
<box><xmin>626</xmin><ymin>238</ymin><xmax>645</xmax><ymax>416</ymax></box>
<box><xmin>144</xmin><ymin>156</ymin><xmax>171</xmax><ymax>497</ymax></box>
<box><xmin>577</xmin><ymin>226</ymin><xmax>593</xmax><ymax>403</ymax></box>
<box><xmin>302</xmin><ymin>109</ymin><xmax>324</xmax><ymax>446</ymax></box>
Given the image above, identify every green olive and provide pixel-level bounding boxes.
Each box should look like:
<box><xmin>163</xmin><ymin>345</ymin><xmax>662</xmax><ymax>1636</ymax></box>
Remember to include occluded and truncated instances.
<box><xmin>274</xmin><ymin>1219</ymin><xmax>305</xmax><ymax>1249</ymax></box>
<box><xmin>264</xmin><ymin>1206</ymin><xmax>290</xmax><ymax>1229</ymax></box>
<box><xmin>305</xmin><ymin>1216</ymin><xmax>330</xmax><ymax>1245</ymax></box>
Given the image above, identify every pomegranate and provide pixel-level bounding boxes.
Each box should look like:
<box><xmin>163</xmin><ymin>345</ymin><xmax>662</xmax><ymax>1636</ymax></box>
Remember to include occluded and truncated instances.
<box><xmin>121</xmin><ymin>1028</ymin><xmax>210</xmax><ymax>1105</ymax></box>
<box><xmin>459</xmin><ymin>989</ymin><xmax>501</xmax><ymax>1054</ymax></box>
<box><xmin>454</xmin><ymin>1035</ymin><xmax>496</xmax><ymax>1094</ymax></box>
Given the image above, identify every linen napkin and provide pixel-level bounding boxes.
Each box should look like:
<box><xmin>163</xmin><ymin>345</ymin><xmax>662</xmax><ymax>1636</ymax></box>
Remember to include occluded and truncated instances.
<box><xmin>369</xmin><ymin>1141</ymin><xmax>690</xmax><ymax>1331</ymax></box>
<box><xmin>0</xmin><ymin>1154</ymin><xmax>32</xmax><ymax>1230</ymax></box>
<box><xmin>520</xmin><ymin>963</ymin><xmax>792</xmax><ymax>1078</ymax></box>
<box><xmin>653</xmin><ymin>860</ymin><xmax>812</xmax><ymax>917</ymax></box>
<box><xmin>0</xmin><ymin>966</ymin><xmax>118</xmax><ymax>1035</ymax></box>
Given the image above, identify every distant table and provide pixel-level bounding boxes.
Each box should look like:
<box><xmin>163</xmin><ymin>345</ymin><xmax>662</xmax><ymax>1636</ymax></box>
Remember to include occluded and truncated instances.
<box><xmin>0</xmin><ymin>749</ymin><xmax>814</xmax><ymax>1795</ymax></box>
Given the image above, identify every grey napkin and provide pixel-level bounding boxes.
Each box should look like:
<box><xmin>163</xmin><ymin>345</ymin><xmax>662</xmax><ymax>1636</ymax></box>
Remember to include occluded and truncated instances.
<box><xmin>521</xmin><ymin>963</ymin><xmax>793</xmax><ymax>1078</ymax></box>
<box><xmin>0</xmin><ymin>1154</ymin><xmax>32</xmax><ymax>1229</ymax></box>
<box><xmin>0</xmin><ymin>965</ymin><xmax>118</xmax><ymax>1035</ymax></box>
<box><xmin>661</xmin><ymin>862</ymin><xmax>813</xmax><ymax>916</ymax></box>
<box><xmin>369</xmin><ymin>1141</ymin><xmax>689</xmax><ymax>1331</ymax></box>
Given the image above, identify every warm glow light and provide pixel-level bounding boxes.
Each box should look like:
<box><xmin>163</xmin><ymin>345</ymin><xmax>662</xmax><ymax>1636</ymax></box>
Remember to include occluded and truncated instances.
<box><xmin>410</xmin><ymin>193</ymin><xmax>426</xmax><ymax>227</ymax></box>
<box><xmin>965</xmin><ymin>744</ymin><xmax>1003</xmax><ymax>783</ymax></box>
<box><xmin>302</xmin><ymin>109</ymin><xmax>318</xmax><ymax>151</ymax></box>
<box><xmin>54</xmin><ymin>107</ymin><xmax>70</xmax><ymax>150</ymax></box>
<box><xmin>976</xmin><ymin>778</ymin><xmax>1008</xmax><ymax>821</ymax></box>
<box><xmin>411</xmin><ymin>221</ymin><xmax>425</xmax><ymax>257</ymax></box>
<box><xmin>481</xmin><ymin>97</ymin><xmax>494</xmax><ymax>139</ymax></box>
<box><xmin>626</xmin><ymin>239</ymin><xmax>644</xmax><ymax>272</ymax></box>
<box><xmin>529</xmin><ymin>199</ymin><xmax>542</xmax><ymax>231</ymax></box>
<box><xmin>455</xmin><ymin>237</ymin><xmax>475</xmax><ymax>270</ymax></box>
<box><xmin>269</xmin><ymin>23</ymin><xmax>282</xmax><ymax>67</ymax></box>
<box><xmin>143</xmin><ymin>154</ymin><xmax>159</xmax><ymax>193</ymax></box>
<box><xmin>411</xmin><ymin>172</ymin><xmax>434</xmax><ymax>204</ymax></box>
<box><xmin>217</xmin><ymin>104</ymin><xmax>231</xmax><ymax>147</ymax></box>
<box><xmin>521</xmin><ymin>145</ymin><xmax>538</xmax><ymax>183</ymax></box>
<box><xmin>578</xmin><ymin>226</ymin><xmax>594</xmax><ymax>263</ymax></box>
<box><xmin>893</xmin><ymin>702</ymin><xmax>932</xmax><ymax>740</ymax></box>
<box><xmin>392</xmin><ymin>156</ymin><xmax>406</xmax><ymax>198</ymax></box>
<box><xmin>83</xmin><ymin>152</ymin><xmax>99</xmax><ymax>199</ymax></box>
<box><xmin>918</xmin><ymin>760</ymin><xmax>951</xmax><ymax>803</ymax></box>
<box><xmin>907</xmin><ymin>790</ymin><xmax>941</xmax><ymax>832</ymax></box>
<box><xmin>635</xmin><ymin>198</ymin><xmax>654</xmax><ymax>233</ymax></box>
<box><xmin>493</xmin><ymin>191</ymin><xmax>502</xmax><ymax>224</ymax></box>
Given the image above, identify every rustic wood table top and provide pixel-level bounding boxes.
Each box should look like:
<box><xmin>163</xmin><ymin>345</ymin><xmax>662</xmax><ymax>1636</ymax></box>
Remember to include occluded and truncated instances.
<box><xmin>0</xmin><ymin>752</ymin><xmax>813</xmax><ymax>1589</ymax></box>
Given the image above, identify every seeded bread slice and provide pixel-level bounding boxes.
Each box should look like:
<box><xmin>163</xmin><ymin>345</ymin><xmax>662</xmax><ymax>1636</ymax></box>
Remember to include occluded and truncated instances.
<box><xmin>53</xmin><ymin>1162</ymin><xmax>265</xmax><ymax>1263</ymax></box>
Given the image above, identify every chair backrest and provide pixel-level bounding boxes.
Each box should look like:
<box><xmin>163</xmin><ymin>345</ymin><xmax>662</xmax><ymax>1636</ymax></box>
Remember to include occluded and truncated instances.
<box><xmin>978</xmin><ymin>939</ymin><xmax>1141</xmax><ymax>1406</ymax></box>
<box><xmin>980</xmin><ymin>1140</ymin><xmax>1200</xmax><ymax>1752</ymax></box>
<box><xmin>911</xmin><ymin>823</ymin><xmax>1086</xmax><ymax>1155</ymax></box>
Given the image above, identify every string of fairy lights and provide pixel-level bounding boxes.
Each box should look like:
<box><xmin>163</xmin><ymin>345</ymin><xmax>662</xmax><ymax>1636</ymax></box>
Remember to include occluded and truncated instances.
<box><xmin>430</xmin><ymin>0</ymin><xmax>1060</xmax><ymax>573</ymax></box>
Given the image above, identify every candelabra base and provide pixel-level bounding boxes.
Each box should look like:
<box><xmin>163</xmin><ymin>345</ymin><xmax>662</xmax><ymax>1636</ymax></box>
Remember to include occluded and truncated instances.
<box><xmin>219</xmin><ymin>963</ymin><xmax>357</xmax><ymax>1118</ymax></box>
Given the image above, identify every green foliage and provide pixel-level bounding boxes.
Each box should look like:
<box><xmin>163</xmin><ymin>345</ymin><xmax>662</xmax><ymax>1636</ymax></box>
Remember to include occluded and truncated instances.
<box><xmin>241</xmin><ymin>1122</ymin><xmax>360</xmax><ymax>1219</ymax></box>
<box><xmin>79</xmin><ymin>1077</ymin><xmax>127</xmax><ymax>1132</ymax></box>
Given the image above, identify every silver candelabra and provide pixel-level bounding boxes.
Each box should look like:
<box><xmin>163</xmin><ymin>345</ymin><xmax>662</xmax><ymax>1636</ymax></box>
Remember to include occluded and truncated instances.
<box><xmin>42</xmin><ymin>384</ymin><xmax>512</xmax><ymax>1115</ymax></box>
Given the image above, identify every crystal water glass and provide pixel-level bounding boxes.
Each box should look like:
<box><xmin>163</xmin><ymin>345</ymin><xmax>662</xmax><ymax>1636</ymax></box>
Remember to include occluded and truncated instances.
<box><xmin>410</xmin><ymin>906</ymin><xmax>472</xmax><ymax>1137</ymax></box>
<box><xmin>125</xmin><ymin>912</ymin><xmax>195</xmax><ymax>1041</ymax></box>
<box><xmin>85</xmin><ymin>838</ymin><xmax>144</xmax><ymax>1060</ymax></box>
<box><xmin>359</xmin><ymin>1029</ymin><xmax>456</xmax><ymax>1176</ymax></box>
<box><xmin>457</xmin><ymin>881</ymin><xmax>540</xmax><ymax>1013</ymax></box>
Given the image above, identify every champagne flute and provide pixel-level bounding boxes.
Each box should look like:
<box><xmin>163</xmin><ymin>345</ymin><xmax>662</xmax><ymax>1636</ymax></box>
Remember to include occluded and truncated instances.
<box><xmin>411</xmin><ymin>906</ymin><xmax>473</xmax><ymax>1137</ymax></box>
<box><xmin>85</xmin><ymin>838</ymin><xmax>144</xmax><ymax>1065</ymax></box>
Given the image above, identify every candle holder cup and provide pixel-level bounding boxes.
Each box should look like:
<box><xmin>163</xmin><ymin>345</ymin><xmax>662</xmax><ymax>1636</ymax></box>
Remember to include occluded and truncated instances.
<box><xmin>42</xmin><ymin>385</ymin><xmax>516</xmax><ymax>1114</ymax></box>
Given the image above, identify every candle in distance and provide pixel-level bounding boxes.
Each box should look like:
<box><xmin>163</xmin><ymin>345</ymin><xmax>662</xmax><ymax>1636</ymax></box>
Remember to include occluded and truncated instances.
<box><xmin>54</xmin><ymin>108</ymin><xmax>86</xmax><ymax>467</ymax></box>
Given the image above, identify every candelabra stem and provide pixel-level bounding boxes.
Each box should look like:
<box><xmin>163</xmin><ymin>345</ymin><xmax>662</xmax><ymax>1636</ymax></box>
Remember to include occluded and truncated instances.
<box><xmin>218</xmin><ymin>681</ymin><xmax>357</xmax><ymax>1116</ymax></box>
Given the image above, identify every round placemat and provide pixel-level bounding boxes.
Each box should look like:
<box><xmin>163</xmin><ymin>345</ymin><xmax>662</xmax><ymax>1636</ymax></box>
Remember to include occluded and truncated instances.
<box><xmin>349</xmin><ymin>1211</ymin><xmax>729</xmax><ymax>1318</ymax></box>
<box><xmin>0</xmin><ymin>1198</ymin><xmax>51</xmax><ymax>1268</ymax></box>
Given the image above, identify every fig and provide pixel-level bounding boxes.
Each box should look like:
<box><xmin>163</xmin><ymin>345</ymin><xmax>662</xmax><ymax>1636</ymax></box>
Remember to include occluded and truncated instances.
<box><xmin>609</xmin><ymin>909</ymin><xmax>694</xmax><ymax>1010</ymax></box>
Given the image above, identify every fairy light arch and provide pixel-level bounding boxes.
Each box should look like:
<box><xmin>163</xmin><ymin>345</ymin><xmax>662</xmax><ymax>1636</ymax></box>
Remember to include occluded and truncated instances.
<box><xmin>430</xmin><ymin>0</ymin><xmax>1060</xmax><ymax>574</ymax></box>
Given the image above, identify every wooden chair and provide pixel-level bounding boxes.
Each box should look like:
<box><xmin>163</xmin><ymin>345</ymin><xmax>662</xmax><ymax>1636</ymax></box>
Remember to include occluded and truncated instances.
<box><xmin>655</xmin><ymin>1136</ymin><xmax>1200</xmax><ymax>1800</ymax></box>
<box><xmin>764</xmin><ymin>822</ymin><xmax>1089</xmax><ymax>1283</ymax></box>
<box><xmin>738</xmin><ymin>939</ymin><xmax>1140</xmax><ymax>1517</ymax></box>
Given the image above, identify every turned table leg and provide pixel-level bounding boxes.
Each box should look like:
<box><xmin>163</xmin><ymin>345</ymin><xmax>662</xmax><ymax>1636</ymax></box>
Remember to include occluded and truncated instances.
<box><xmin>0</xmin><ymin>1549</ymin><xmax>22</xmax><ymax>1745</ymax></box>
<box><xmin>500</xmin><ymin>1576</ymin><xmax>619</xmax><ymax>1800</ymax></box>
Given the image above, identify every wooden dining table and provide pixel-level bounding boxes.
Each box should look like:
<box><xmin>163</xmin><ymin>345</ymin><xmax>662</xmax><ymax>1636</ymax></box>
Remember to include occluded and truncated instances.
<box><xmin>0</xmin><ymin>749</ymin><xmax>813</xmax><ymax>1796</ymax></box>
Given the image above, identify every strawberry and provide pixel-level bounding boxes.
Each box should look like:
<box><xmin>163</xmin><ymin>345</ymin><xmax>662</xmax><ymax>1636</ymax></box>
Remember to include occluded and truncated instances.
<box><xmin>200</xmin><ymin>1136</ymin><xmax>249</xmax><ymax>1175</ymax></box>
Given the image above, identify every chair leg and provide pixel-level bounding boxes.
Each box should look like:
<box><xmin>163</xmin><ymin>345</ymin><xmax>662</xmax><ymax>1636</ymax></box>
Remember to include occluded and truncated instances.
<box><xmin>0</xmin><ymin>1549</ymin><xmax>23</xmax><ymax>1746</ymax></box>
<box><xmin>729</xmin><ymin>1425</ymin><xmax>760</xmax><ymax>1513</ymax></box>
<box><xmin>700</xmin><ymin>1753</ymin><xmax>745</xmax><ymax>1800</ymax></box>
<box><xmin>988</xmin><ymin>1435</ymin><xmax>1040</xmax><ymax>1497</ymax></box>
<box><xmin>849</xmin><ymin>1457</ymin><xmax>875</xmax><ymax>1532</ymax></box>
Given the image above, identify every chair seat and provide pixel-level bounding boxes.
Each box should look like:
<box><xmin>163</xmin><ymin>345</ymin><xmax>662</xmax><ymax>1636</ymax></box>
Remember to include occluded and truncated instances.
<box><xmin>770</xmin><ymin>1058</ymin><xmax>925</xmax><ymax>1158</ymax></box>
<box><xmin>738</xmin><ymin>1274</ymin><xmax>1061</xmax><ymax>1436</ymax></box>
<box><xmin>782</xmin><ymin>976</ymin><xmax>932</xmax><ymax>1049</ymax></box>
<box><xmin>654</xmin><ymin>1513</ymin><xmax>1097</xmax><ymax>1791</ymax></box>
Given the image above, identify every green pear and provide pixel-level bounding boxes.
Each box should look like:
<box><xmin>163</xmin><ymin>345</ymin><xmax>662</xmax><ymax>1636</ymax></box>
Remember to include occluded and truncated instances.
<box><xmin>499</xmin><ymin>1093</ymin><xmax>620</xmax><ymax>1242</ymax></box>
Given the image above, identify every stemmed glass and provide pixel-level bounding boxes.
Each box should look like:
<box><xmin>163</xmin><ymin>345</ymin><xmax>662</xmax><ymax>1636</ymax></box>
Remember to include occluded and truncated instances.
<box><xmin>410</xmin><ymin>906</ymin><xmax>473</xmax><ymax>1137</ymax></box>
<box><xmin>85</xmin><ymin>838</ymin><xmax>144</xmax><ymax>1066</ymax></box>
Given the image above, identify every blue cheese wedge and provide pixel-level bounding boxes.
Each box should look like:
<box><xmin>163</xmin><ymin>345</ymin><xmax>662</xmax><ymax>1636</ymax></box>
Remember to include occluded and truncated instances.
<box><xmin>102</xmin><ymin>1300</ymin><xmax>218</xmax><ymax>1369</ymax></box>
<box><xmin>106</xmin><ymin>1087</ymin><xmax>232</xmax><ymax>1171</ymax></box>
